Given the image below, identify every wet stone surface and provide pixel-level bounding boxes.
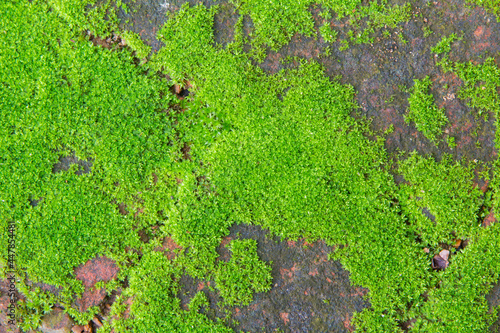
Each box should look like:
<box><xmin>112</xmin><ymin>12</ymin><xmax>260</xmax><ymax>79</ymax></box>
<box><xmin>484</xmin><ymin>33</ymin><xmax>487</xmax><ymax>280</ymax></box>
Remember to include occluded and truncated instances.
<box><xmin>255</xmin><ymin>0</ymin><xmax>500</xmax><ymax>165</ymax></box>
<box><xmin>178</xmin><ymin>224</ymin><xmax>369</xmax><ymax>333</ymax></box>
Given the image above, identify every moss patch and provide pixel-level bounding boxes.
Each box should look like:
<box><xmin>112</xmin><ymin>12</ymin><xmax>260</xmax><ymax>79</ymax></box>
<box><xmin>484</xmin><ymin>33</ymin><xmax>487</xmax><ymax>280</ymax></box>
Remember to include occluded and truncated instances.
<box><xmin>405</xmin><ymin>76</ymin><xmax>449</xmax><ymax>144</ymax></box>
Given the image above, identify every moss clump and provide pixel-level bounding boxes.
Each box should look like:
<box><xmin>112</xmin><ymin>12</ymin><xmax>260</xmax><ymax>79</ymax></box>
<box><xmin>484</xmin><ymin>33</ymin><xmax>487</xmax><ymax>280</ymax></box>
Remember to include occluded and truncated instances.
<box><xmin>405</xmin><ymin>76</ymin><xmax>448</xmax><ymax>144</ymax></box>
<box><xmin>153</xmin><ymin>5</ymin><xmax>432</xmax><ymax>330</ymax></box>
<box><xmin>0</xmin><ymin>0</ymin><xmax>178</xmax><ymax>329</ymax></box>
<box><xmin>229</xmin><ymin>0</ymin><xmax>410</xmax><ymax>59</ymax></box>
<box><xmin>109</xmin><ymin>251</ymin><xmax>232</xmax><ymax>333</ymax></box>
<box><xmin>467</xmin><ymin>0</ymin><xmax>500</xmax><ymax>21</ymax></box>
<box><xmin>319</xmin><ymin>22</ymin><xmax>338</xmax><ymax>43</ymax></box>
<box><xmin>120</xmin><ymin>30</ymin><xmax>151</xmax><ymax>60</ymax></box>
<box><xmin>433</xmin><ymin>36</ymin><xmax>499</xmax><ymax>119</ymax></box>
<box><xmin>431</xmin><ymin>33</ymin><xmax>460</xmax><ymax>55</ymax></box>
<box><xmin>454</xmin><ymin>57</ymin><xmax>500</xmax><ymax>118</ymax></box>
<box><xmin>236</xmin><ymin>0</ymin><xmax>316</xmax><ymax>54</ymax></box>
<box><xmin>398</xmin><ymin>152</ymin><xmax>483</xmax><ymax>247</ymax></box>
<box><xmin>413</xmin><ymin>223</ymin><xmax>500</xmax><ymax>332</ymax></box>
<box><xmin>215</xmin><ymin>239</ymin><xmax>272</xmax><ymax>307</ymax></box>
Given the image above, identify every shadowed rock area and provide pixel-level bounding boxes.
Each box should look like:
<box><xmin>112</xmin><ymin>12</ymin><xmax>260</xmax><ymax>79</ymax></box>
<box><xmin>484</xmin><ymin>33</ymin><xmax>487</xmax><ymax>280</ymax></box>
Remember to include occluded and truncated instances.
<box><xmin>177</xmin><ymin>224</ymin><xmax>369</xmax><ymax>333</ymax></box>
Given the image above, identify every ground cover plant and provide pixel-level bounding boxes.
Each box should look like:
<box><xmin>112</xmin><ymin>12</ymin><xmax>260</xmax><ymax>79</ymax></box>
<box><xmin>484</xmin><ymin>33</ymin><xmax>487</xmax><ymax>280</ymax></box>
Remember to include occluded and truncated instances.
<box><xmin>1</xmin><ymin>0</ymin><xmax>500</xmax><ymax>332</ymax></box>
<box><xmin>405</xmin><ymin>76</ymin><xmax>448</xmax><ymax>144</ymax></box>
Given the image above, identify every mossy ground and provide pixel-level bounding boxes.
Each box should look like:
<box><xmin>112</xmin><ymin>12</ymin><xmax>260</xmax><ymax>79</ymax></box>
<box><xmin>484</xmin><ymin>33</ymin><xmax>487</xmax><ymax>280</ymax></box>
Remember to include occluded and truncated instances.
<box><xmin>2</xmin><ymin>0</ymin><xmax>500</xmax><ymax>332</ymax></box>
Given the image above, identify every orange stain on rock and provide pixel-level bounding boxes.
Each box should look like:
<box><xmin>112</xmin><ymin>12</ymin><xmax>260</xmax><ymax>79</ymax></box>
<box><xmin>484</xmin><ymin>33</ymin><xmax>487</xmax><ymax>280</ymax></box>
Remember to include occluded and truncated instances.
<box><xmin>483</xmin><ymin>210</ymin><xmax>497</xmax><ymax>227</ymax></box>
<box><xmin>220</xmin><ymin>236</ymin><xmax>232</xmax><ymax>247</ymax></box>
<box><xmin>280</xmin><ymin>312</ymin><xmax>290</xmax><ymax>325</ymax></box>
<box><xmin>474</xmin><ymin>26</ymin><xmax>491</xmax><ymax>39</ymax></box>
<box><xmin>162</xmin><ymin>236</ymin><xmax>183</xmax><ymax>260</ymax></box>
<box><xmin>343</xmin><ymin>314</ymin><xmax>354</xmax><ymax>332</ymax></box>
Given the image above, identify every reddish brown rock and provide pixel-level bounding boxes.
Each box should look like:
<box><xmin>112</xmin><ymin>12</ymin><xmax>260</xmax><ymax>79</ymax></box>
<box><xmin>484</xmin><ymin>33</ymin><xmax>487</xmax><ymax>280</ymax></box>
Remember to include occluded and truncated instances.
<box><xmin>483</xmin><ymin>210</ymin><xmax>497</xmax><ymax>227</ymax></box>
<box><xmin>279</xmin><ymin>312</ymin><xmax>289</xmax><ymax>325</ymax></box>
<box><xmin>71</xmin><ymin>325</ymin><xmax>86</xmax><ymax>333</ymax></box>
<box><xmin>74</xmin><ymin>256</ymin><xmax>119</xmax><ymax>289</ymax></box>
<box><xmin>162</xmin><ymin>236</ymin><xmax>183</xmax><ymax>260</ymax></box>
<box><xmin>74</xmin><ymin>287</ymin><xmax>107</xmax><ymax>313</ymax></box>
<box><xmin>343</xmin><ymin>313</ymin><xmax>354</xmax><ymax>332</ymax></box>
<box><xmin>0</xmin><ymin>278</ymin><xmax>22</xmax><ymax>332</ymax></box>
<box><xmin>73</xmin><ymin>256</ymin><xmax>119</xmax><ymax>312</ymax></box>
<box><xmin>40</xmin><ymin>307</ymin><xmax>75</xmax><ymax>333</ymax></box>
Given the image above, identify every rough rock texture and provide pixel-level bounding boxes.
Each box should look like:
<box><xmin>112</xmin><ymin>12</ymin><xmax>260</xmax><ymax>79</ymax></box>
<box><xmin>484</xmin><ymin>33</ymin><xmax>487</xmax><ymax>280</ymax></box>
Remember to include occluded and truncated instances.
<box><xmin>178</xmin><ymin>224</ymin><xmax>369</xmax><ymax>333</ymax></box>
<box><xmin>0</xmin><ymin>278</ymin><xmax>22</xmax><ymax>333</ymax></box>
<box><xmin>73</xmin><ymin>256</ymin><xmax>119</xmax><ymax>312</ymax></box>
<box><xmin>40</xmin><ymin>307</ymin><xmax>75</xmax><ymax>333</ymax></box>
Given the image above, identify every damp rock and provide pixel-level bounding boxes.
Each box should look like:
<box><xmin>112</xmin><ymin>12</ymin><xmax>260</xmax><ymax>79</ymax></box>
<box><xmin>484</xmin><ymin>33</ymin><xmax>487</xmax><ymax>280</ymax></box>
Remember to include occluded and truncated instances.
<box><xmin>432</xmin><ymin>249</ymin><xmax>450</xmax><ymax>271</ymax></box>
<box><xmin>40</xmin><ymin>307</ymin><xmax>75</xmax><ymax>333</ymax></box>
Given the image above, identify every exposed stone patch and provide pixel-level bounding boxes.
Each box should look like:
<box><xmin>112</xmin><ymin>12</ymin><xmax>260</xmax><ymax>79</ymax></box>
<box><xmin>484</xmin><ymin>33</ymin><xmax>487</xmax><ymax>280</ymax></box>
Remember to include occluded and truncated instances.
<box><xmin>73</xmin><ymin>256</ymin><xmax>119</xmax><ymax>312</ymax></box>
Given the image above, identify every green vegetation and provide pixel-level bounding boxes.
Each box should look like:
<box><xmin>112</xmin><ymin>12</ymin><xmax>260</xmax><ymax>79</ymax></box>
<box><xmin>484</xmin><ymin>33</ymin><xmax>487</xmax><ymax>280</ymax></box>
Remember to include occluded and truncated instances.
<box><xmin>319</xmin><ymin>22</ymin><xmax>338</xmax><ymax>43</ymax></box>
<box><xmin>431</xmin><ymin>33</ymin><xmax>460</xmax><ymax>54</ymax></box>
<box><xmin>413</xmin><ymin>223</ymin><xmax>500</xmax><ymax>332</ymax></box>
<box><xmin>433</xmin><ymin>35</ymin><xmax>500</xmax><ymax>119</ymax></box>
<box><xmin>229</xmin><ymin>0</ymin><xmax>410</xmax><ymax>59</ymax></box>
<box><xmin>121</xmin><ymin>30</ymin><xmax>152</xmax><ymax>59</ymax></box>
<box><xmin>468</xmin><ymin>0</ymin><xmax>500</xmax><ymax>21</ymax></box>
<box><xmin>453</xmin><ymin>58</ymin><xmax>500</xmax><ymax>117</ymax></box>
<box><xmin>107</xmin><ymin>251</ymin><xmax>233</xmax><ymax>333</ymax></box>
<box><xmin>447</xmin><ymin>136</ymin><xmax>456</xmax><ymax>148</ymax></box>
<box><xmin>423</xmin><ymin>26</ymin><xmax>433</xmax><ymax>37</ymax></box>
<box><xmin>405</xmin><ymin>76</ymin><xmax>449</xmax><ymax>144</ymax></box>
<box><xmin>398</xmin><ymin>153</ymin><xmax>483</xmax><ymax>247</ymax></box>
<box><xmin>2</xmin><ymin>0</ymin><xmax>500</xmax><ymax>332</ymax></box>
<box><xmin>215</xmin><ymin>239</ymin><xmax>272</xmax><ymax>307</ymax></box>
<box><xmin>235</xmin><ymin>0</ymin><xmax>316</xmax><ymax>57</ymax></box>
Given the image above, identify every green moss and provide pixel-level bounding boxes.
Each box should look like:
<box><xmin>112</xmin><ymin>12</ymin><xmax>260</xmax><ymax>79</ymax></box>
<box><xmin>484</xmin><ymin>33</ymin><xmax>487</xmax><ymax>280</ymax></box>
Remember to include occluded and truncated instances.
<box><xmin>4</xmin><ymin>0</ymin><xmax>500</xmax><ymax>331</ymax></box>
<box><xmin>215</xmin><ymin>239</ymin><xmax>272</xmax><ymax>307</ymax></box>
<box><xmin>120</xmin><ymin>30</ymin><xmax>152</xmax><ymax>60</ymax></box>
<box><xmin>153</xmin><ymin>5</ymin><xmax>432</xmax><ymax>329</ymax></box>
<box><xmin>433</xmin><ymin>35</ymin><xmax>500</xmax><ymax>119</ymax></box>
<box><xmin>228</xmin><ymin>0</ymin><xmax>410</xmax><ymax>59</ymax></box>
<box><xmin>236</xmin><ymin>0</ymin><xmax>315</xmax><ymax>54</ymax></box>
<box><xmin>467</xmin><ymin>0</ymin><xmax>500</xmax><ymax>21</ymax></box>
<box><xmin>431</xmin><ymin>33</ymin><xmax>460</xmax><ymax>54</ymax></box>
<box><xmin>413</xmin><ymin>223</ymin><xmax>500</xmax><ymax>332</ymax></box>
<box><xmin>405</xmin><ymin>76</ymin><xmax>448</xmax><ymax>144</ymax></box>
<box><xmin>0</xmin><ymin>0</ymin><xmax>176</xmax><ymax>328</ymax></box>
<box><xmin>447</xmin><ymin>136</ymin><xmax>457</xmax><ymax>148</ymax></box>
<box><xmin>319</xmin><ymin>22</ymin><xmax>338</xmax><ymax>43</ymax></box>
<box><xmin>453</xmin><ymin>57</ymin><xmax>500</xmax><ymax>118</ymax></box>
<box><xmin>111</xmin><ymin>251</ymin><xmax>232</xmax><ymax>332</ymax></box>
<box><xmin>398</xmin><ymin>152</ymin><xmax>483</xmax><ymax>247</ymax></box>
